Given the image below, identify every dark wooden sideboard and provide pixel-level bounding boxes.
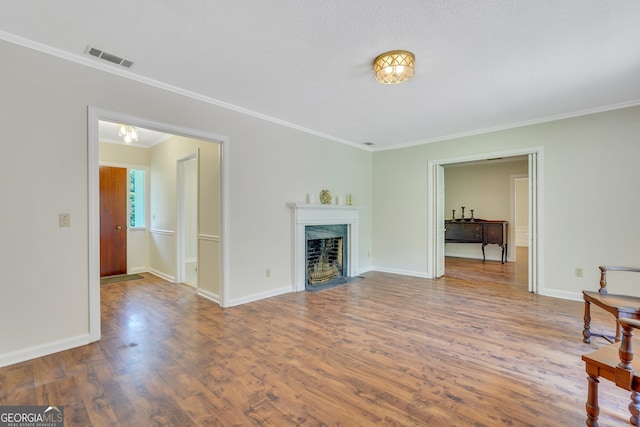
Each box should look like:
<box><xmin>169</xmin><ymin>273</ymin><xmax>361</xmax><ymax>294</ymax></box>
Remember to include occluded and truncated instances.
<box><xmin>444</xmin><ymin>219</ymin><xmax>508</xmax><ymax>263</ymax></box>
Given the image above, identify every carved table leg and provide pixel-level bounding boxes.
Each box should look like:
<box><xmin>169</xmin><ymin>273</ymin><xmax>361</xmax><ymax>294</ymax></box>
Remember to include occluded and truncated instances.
<box><xmin>630</xmin><ymin>391</ymin><xmax>640</xmax><ymax>426</ymax></box>
<box><xmin>586</xmin><ymin>374</ymin><xmax>600</xmax><ymax>427</ymax></box>
<box><xmin>481</xmin><ymin>244</ymin><xmax>486</xmax><ymax>262</ymax></box>
<box><xmin>583</xmin><ymin>300</ymin><xmax>592</xmax><ymax>344</ymax></box>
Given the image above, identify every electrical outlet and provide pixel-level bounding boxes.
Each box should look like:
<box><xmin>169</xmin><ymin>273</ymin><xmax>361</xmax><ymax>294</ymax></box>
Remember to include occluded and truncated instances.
<box><xmin>575</xmin><ymin>268</ymin><xmax>583</xmax><ymax>277</ymax></box>
<box><xmin>59</xmin><ymin>213</ymin><xmax>71</xmax><ymax>227</ymax></box>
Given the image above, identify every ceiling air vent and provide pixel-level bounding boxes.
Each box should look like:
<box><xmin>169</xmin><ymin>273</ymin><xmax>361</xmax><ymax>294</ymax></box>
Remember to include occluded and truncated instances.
<box><xmin>86</xmin><ymin>46</ymin><xmax>134</xmax><ymax>68</ymax></box>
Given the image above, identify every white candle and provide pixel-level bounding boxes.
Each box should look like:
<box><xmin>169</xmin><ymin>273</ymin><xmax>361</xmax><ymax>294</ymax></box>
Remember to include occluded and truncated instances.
<box><xmin>307</xmin><ymin>193</ymin><xmax>314</xmax><ymax>204</ymax></box>
<box><xmin>336</xmin><ymin>196</ymin><xmax>342</xmax><ymax>205</ymax></box>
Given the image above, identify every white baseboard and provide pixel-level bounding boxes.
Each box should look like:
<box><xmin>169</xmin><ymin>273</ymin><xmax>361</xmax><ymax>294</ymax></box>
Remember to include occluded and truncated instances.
<box><xmin>198</xmin><ymin>288</ymin><xmax>219</xmax><ymax>304</ymax></box>
<box><xmin>357</xmin><ymin>266</ymin><xmax>374</xmax><ymax>275</ymax></box>
<box><xmin>542</xmin><ymin>288</ymin><xmax>583</xmax><ymax>302</ymax></box>
<box><xmin>0</xmin><ymin>333</ymin><xmax>96</xmax><ymax>369</ymax></box>
<box><xmin>228</xmin><ymin>286</ymin><xmax>291</xmax><ymax>307</ymax></box>
<box><xmin>127</xmin><ymin>266</ymin><xmax>147</xmax><ymax>274</ymax></box>
<box><xmin>370</xmin><ymin>266</ymin><xmax>431</xmax><ymax>279</ymax></box>
<box><xmin>148</xmin><ymin>268</ymin><xmax>175</xmax><ymax>283</ymax></box>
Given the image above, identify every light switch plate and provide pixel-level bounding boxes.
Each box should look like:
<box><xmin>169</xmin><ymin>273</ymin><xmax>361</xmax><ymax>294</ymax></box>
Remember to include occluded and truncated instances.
<box><xmin>59</xmin><ymin>213</ymin><xmax>71</xmax><ymax>227</ymax></box>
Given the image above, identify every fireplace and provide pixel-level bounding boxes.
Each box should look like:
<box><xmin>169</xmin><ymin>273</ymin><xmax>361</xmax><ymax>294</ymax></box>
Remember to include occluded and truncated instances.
<box><xmin>306</xmin><ymin>224</ymin><xmax>348</xmax><ymax>287</ymax></box>
<box><xmin>289</xmin><ymin>203</ymin><xmax>361</xmax><ymax>292</ymax></box>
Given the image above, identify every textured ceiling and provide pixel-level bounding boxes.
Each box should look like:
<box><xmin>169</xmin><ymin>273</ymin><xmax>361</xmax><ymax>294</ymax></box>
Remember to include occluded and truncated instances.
<box><xmin>1</xmin><ymin>1</ymin><xmax>639</xmax><ymax>150</ymax></box>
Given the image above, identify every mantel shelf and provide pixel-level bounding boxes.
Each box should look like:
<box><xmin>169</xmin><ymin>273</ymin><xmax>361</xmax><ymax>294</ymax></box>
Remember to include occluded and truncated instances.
<box><xmin>287</xmin><ymin>203</ymin><xmax>363</xmax><ymax>209</ymax></box>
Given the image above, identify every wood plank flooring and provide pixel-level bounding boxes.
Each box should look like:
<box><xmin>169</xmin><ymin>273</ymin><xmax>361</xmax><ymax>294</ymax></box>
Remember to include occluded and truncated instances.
<box><xmin>0</xmin><ymin>254</ymin><xmax>629</xmax><ymax>426</ymax></box>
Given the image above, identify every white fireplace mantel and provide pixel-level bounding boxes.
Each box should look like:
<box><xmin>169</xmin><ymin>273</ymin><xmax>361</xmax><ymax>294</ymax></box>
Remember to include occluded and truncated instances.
<box><xmin>288</xmin><ymin>203</ymin><xmax>361</xmax><ymax>292</ymax></box>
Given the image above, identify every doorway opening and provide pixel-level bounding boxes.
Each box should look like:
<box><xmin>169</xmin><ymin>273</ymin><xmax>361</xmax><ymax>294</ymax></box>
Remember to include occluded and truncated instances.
<box><xmin>88</xmin><ymin>107</ymin><xmax>229</xmax><ymax>343</ymax></box>
<box><xmin>177</xmin><ymin>152</ymin><xmax>199</xmax><ymax>288</ymax></box>
<box><xmin>427</xmin><ymin>147</ymin><xmax>543</xmax><ymax>294</ymax></box>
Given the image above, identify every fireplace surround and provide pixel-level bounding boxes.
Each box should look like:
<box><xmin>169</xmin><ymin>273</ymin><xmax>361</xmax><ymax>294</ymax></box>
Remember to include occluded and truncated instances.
<box><xmin>288</xmin><ymin>203</ymin><xmax>360</xmax><ymax>292</ymax></box>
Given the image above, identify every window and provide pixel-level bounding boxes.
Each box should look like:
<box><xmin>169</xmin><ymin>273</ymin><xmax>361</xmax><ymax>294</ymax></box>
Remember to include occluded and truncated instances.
<box><xmin>129</xmin><ymin>169</ymin><xmax>145</xmax><ymax>228</ymax></box>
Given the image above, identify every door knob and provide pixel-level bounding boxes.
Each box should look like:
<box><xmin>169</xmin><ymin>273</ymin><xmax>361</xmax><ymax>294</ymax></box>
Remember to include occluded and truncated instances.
<box><xmin>116</xmin><ymin>225</ymin><xmax>122</xmax><ymax>230</ymax></box>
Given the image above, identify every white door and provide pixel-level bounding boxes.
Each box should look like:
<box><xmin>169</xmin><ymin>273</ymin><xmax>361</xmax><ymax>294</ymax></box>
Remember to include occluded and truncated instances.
<box><xmin>436</xmin><ymin>165</ymin><xmax>445</xmax><ymax>278</ymax></box>
<box><xmin>177</xmin><ymin>152</ymin><xmax>199</xmax><ymax>288</ymax></box>
<box><xmin>528</xmin><ymin>153</ymin><xmax>538</xmax><ymax>293</ymax></box>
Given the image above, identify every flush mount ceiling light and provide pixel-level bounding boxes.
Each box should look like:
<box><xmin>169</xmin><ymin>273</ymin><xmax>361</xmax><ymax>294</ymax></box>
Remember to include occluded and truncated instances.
<box><xmin>118</xmin><ymin>125</ymin><xmax>138</xmax><ymax>145</ymax></box>
<box><xmin>373</xmin><ymin>50</ymin><xmax>415</xmax><ymax>84</ymax></box>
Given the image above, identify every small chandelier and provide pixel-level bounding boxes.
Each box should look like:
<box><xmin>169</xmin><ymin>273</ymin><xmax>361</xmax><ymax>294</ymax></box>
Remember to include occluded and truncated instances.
<box><xmin>118</xmin><ymin>125</ymin><xmax>138</xmax><ymax>144</ymax></box>
<box><xmin>373</xmin><ymin>50</ymin><xmax>415</xmax><ymax>84</ymax></box>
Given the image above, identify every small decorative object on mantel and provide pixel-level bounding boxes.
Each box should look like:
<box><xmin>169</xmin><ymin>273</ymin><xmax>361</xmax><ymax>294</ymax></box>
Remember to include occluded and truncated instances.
<box><xmin>452</xmin><ymin>209</ymin><xmax>456</xmax><ymax>221</ymax></box>
<box><xmin>461</xmin><ymin>206</ymin><xmax>465</xmax><ymax>219</ymax></box>
<box><xmin>319</xmin><ymin>189</ymin><xmax>332</xmax><ymax>204</ymax></box>
<box><xmin>347</xmin><ymin>194</ymin><xmax>352</xmax><ymax>205</ymax></box>
<box><xmin>306</xmin><ymin>193</ymin><xmax>315</xmax><ymax>204</ymax></box>
<box><xmin>470</xmin><ymin>209</ymin><xmax>475</xmax><ymax>222</ymax></box>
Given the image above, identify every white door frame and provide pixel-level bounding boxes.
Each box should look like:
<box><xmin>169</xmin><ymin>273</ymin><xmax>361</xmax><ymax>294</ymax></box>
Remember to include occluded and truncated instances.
<box><xmin>88</xmin><ymin>106</ymin><xmax>230</xmax><ymax>343</ymax></box>
<box><xmin>510</xmin><ymin>174</ymin><xmax>529</xmax><ymax>261</ymax></box>
<box><xmin>427</xmin><ymin>146</ymin><xmax>544</xmax><ymax>294</ymax></box>
<box><xmin>176</xmin><ymin>151</ymin><xmax>199</xmax><ymax>287</ymax></box>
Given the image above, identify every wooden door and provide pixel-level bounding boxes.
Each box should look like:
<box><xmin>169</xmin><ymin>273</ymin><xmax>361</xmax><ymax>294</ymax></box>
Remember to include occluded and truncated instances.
<box><xmin>100</xmin><ymin>166</ymin><xmax>127</xmax><ymax>277</ymax></box>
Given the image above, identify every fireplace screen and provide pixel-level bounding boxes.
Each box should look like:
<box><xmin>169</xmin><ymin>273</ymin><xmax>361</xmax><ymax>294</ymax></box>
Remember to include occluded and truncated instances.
<box><xmin>305</xmin><ymin>224</ymin><xmax>348</xmax><ymax>287</ymax></box>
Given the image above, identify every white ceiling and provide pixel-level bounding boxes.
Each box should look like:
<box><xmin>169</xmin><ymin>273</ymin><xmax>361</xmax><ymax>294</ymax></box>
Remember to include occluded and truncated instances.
<box><xmin>1</xmin><ymin>1</ymin><xmax>639</xmax><ymax>150</ymax></box>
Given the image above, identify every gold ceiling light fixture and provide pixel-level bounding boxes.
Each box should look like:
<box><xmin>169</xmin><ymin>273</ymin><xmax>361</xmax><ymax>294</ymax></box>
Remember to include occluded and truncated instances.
<box><xmin>373</xmin><ymin>50</ymin><xmax>415</xmax><ymax>84</ymax></box>
<box><xmin>118</xmin><ymin>125</ymin><xmax>138</xmax><ymax>145</ymax></box>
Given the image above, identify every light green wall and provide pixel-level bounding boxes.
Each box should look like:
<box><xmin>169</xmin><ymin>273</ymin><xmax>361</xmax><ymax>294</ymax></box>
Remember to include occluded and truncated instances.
<box><xmin>0</xmin><ymin>39</ymin><xmax>373</xmax><ymax>365</ymax></box>
<box><xmin>372</xmin><ymin>105</ymin><xmax>640</xmax><ymax>298</ymax></box>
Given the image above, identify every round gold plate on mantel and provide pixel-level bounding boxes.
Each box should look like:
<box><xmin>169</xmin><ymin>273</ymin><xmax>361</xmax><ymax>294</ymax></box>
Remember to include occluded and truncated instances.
<box><xmin>319</xmin><ymin>189</ymin><xmax>332</xmax><ymax>204</ymax></box>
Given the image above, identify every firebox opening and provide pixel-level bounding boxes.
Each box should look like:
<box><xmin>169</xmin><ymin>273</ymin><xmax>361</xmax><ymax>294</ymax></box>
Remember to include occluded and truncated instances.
<box><xmin>305</xmin><ymin>224</ymin><xmax>348</xmax><ymax>289</ymax></box>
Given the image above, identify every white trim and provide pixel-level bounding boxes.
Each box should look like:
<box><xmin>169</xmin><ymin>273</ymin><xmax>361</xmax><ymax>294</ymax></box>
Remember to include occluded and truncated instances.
<box><xmin>373</xmin><ymin>100</ymin><xmax>640</xmax><ymax>152</ymax></box>
<box><xmin>0</xmin><ymin>31</ymin><xmax>358</xmax><ymax>149</ymax></box>
<box><xmin>427</xmin><ymin>146</ymin><xmax>544</xmax><ymax>295</ymax></box>
<box><xmin>198</xmin><ymin>234</ymin><xmax>220</xmax><ymax>241</ymax></box>
<box><xmin>0</xmin><ymin>333</ymin><xmax>93</xmax><ymax>369</ymax></box>
<box><xmin>544</xmin><ymin>289</ymin><xmax>582</xmax><ymax>303</ymax></box>
<box><xmin>148</xmin><ymin>268</ymin><xmax>175</xmax><ymax>283</ymax></box>
<box><xmin>149</xmin><ymin>228</ymin><xmax>176</xmax><ymax>236</ymax></box>
<box><xmin>370</xmin><ymin>266</ymin><xmax>431</xmax><ymax>279</ymax></box>
<box><xmin>88</xmin><ymin>108</ymin><xmax>101</xmax><ymax>343</ymax></box>
<box><xmin>198</xmin><ymin>288</ymin><xmax>220</xmax><ymax>304</ymax></box>
<box><xmin>228</xmin><ymin>286</ymin><xmax>292</xmax><ymax>307</ymax></box>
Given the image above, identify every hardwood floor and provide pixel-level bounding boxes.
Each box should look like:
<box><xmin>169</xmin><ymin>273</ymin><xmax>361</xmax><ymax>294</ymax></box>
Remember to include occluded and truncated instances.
<box><xmin>0</xmin><ymin>255</ymin><xmax>628</xmax><ymax>426</ymax></box>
